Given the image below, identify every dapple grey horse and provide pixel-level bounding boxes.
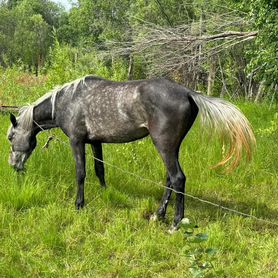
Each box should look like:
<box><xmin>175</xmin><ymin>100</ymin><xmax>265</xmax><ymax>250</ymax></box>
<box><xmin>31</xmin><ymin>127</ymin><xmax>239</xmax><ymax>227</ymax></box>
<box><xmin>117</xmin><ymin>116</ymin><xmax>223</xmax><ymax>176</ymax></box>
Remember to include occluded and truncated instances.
<box><xmin>7</xmin><ymin>76</ymin><xmax>255</xmax><ymax>230</ymax></box>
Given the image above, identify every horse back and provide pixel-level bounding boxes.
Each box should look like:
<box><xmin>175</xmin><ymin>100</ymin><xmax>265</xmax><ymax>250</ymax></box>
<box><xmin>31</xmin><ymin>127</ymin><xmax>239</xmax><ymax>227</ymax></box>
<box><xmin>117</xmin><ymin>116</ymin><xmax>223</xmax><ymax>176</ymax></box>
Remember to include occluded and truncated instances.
<box><xmin>56</xmin><ymin>77</ymin><xmax>192</xmax><ymax>143</ymax></box>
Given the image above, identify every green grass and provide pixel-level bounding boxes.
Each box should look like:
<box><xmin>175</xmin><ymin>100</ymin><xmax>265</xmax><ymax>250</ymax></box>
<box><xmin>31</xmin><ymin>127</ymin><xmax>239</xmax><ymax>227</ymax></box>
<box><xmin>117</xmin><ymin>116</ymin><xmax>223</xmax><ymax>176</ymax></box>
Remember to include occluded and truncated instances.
<box><xmin>0</xmin><ymin>73</ymin><xmax>277</xmax><ymax>277</ymax></box>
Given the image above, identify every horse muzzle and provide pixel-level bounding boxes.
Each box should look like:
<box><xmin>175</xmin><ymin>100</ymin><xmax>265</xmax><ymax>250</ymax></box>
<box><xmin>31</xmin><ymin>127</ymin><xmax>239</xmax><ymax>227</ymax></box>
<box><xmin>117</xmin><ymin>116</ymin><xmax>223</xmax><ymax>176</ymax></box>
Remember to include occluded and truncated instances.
<box><xmin>8</xmin><ymin>151</ymin><xmax>27</xmax><ymax>172</ymax></box>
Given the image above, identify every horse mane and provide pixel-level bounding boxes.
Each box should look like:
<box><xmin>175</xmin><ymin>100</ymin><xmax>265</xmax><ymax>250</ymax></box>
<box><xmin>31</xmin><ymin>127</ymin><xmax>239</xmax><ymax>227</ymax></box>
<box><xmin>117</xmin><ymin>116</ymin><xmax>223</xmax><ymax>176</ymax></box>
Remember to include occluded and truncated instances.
<box><xmin>17</xmin><ymin>76</ymin><xmax>89</xmax><ymax>131</ymax></box>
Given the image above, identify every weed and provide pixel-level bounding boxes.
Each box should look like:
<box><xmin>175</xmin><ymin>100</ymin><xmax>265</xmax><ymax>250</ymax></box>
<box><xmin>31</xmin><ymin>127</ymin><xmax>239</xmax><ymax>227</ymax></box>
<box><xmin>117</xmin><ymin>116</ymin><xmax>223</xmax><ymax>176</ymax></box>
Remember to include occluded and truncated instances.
<box><xmin>179</xmin><ymin>218</ymin><xmax>223</xmax><ymax>278</ymax></box>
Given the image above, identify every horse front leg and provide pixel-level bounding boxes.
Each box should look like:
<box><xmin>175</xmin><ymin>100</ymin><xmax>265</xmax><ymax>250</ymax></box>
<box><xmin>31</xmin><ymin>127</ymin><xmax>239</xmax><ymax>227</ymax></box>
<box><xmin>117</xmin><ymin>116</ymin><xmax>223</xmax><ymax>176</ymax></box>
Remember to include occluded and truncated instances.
<box><xmin>91</xmin><ymin>142</ymin><xmax>106</xmax><ymax>187</ymax></box>
<box><xmin>70</xmin><ymin>139</ymin><xmax>86</xmax><ymax>209</ymax></box>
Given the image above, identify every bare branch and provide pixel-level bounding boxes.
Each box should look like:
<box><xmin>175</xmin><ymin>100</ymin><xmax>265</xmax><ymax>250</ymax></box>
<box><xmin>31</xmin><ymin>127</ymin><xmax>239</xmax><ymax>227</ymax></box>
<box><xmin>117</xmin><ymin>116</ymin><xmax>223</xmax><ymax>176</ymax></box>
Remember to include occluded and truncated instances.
<box><xmin>104</xmin><ymin>11</ymin><xmax>257</xmax><ymax>79</ymax></box>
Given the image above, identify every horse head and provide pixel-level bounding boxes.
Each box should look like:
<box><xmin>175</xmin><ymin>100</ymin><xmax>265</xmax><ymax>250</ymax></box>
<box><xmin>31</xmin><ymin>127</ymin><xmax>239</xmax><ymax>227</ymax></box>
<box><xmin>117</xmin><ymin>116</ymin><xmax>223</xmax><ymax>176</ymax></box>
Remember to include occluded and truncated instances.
<box><xmin>7</xmin><ymin>113</ymin><xmax>37</xmax><ymax>171</ymax></box>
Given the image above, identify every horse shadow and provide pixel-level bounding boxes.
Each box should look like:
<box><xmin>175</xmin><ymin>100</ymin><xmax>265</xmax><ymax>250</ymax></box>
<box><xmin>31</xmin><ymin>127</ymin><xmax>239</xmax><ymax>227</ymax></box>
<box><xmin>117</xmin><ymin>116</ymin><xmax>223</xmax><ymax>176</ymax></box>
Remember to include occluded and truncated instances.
<box><xmin>100</xmin><ymin>178</ymin><xmax>278</xmax><ymax>231</ymax></box>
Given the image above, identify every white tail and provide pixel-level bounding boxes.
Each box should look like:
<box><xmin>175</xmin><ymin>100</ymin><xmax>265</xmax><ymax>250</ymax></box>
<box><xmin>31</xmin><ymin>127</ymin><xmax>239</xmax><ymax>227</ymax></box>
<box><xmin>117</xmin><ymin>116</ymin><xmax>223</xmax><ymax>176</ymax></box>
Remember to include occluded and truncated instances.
<box><xmin>189</xmin><ymin>92</ymin><xmax>256</xmax><ymax>171</ymax></box>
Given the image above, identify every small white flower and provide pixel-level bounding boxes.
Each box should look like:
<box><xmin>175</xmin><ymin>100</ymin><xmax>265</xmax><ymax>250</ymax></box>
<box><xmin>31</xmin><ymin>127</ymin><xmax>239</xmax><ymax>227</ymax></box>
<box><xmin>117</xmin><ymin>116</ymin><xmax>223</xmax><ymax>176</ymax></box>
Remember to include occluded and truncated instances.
<box><xmin>180</xmin><ymin>218</ymin><xmax>190</xmax><ymax>225</ymax></box>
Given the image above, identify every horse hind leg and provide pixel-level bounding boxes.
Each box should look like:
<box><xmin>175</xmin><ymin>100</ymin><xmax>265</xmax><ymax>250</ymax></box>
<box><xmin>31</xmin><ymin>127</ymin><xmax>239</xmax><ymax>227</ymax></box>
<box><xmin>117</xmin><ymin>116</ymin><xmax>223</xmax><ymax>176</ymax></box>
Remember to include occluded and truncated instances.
<box><xmin>149</xmin><ymin>99</ymin><xmax>198</xmax><ymax>229</ymax></box>
<box><xmin>149</xmin><ymin>120</ymin><xmax>186</xmax><ymax>228</ymax></box>
<box><xmin>151</xmin><ymin>139</ymin><xmax>186</xmax><ymax>228</ymax></box>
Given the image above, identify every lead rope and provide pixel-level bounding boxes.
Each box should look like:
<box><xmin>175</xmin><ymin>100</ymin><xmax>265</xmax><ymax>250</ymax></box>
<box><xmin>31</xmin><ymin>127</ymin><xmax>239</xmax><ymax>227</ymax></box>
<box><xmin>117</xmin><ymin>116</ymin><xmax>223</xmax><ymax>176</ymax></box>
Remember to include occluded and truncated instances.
<box><xmin>34</xmin><ymin>121</ymin><xmax>278</xmax><ymax>227</ymax></box>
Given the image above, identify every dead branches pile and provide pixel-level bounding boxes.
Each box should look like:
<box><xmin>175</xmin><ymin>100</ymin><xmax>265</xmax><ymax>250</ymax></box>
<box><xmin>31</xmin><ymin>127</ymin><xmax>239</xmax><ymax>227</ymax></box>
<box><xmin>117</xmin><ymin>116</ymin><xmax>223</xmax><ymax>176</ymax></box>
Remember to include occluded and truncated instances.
<box><xmin>106</xmin><ymin>11</ymin><xmax>257</xmax><ymax>79</ymax></box>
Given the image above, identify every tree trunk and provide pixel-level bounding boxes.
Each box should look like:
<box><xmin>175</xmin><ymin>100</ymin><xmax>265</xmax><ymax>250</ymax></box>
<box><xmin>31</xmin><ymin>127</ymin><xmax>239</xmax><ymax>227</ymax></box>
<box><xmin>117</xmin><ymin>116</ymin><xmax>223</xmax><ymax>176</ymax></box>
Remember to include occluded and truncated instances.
<box><xmin>247</xmin><ymin>72</ymin><xmax>254</xmax><ymax>100</ymax></box>
<box><xmin>207</xmin><ymin>57</ymin><xmax>216</xmax><ymax>96</ymax></box>
<box><xmin>128</xmin><ymin>55</ymin><xmax>133</xmax><ymax>80</ymax></box>
<box><xmin>269</xmin><ymin>83</ymin><xmax>278</xmax><ymax>108</ymax></box>
<box><xmin>255</xmin><ymin>80</ymin><xmax>265</xmax><ymax>102</ymax></box>
<box><xmin>195</xmin><ymin>8</ymin><xmax>204</xmax><ymax>90</ymax></box>
<box><xmin>218</xmin><ymin>55</ymin><xmax>228</xmax><ymax>98</ymax></box>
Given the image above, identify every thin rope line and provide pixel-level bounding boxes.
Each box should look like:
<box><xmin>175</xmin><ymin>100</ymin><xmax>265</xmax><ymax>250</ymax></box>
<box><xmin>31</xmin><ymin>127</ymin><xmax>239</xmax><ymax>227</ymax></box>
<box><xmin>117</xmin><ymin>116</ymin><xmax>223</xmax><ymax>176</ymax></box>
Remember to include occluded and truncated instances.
<box><xmin>37</xmin><ymin>129</ymin><xmax>278</xmax><ymax>227</ymax></box>
<box><xmin>91</xmin><ymin>156</ymin><xmax>278</xmax><ymax>227</ymax></box>
<box><xmin>58</xmin><ymin>137</ymin><xmax>278</xmax><ymax>227</ymax></box>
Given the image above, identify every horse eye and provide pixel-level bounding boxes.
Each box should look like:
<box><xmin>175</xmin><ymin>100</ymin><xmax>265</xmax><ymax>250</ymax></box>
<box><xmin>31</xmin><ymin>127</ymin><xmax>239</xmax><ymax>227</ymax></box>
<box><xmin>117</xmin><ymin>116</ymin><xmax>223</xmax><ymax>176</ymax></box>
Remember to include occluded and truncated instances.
<box><xmin>8</xmin><ymin>134</ymin><xmax>13</xmax><ymax>141</ymax></box>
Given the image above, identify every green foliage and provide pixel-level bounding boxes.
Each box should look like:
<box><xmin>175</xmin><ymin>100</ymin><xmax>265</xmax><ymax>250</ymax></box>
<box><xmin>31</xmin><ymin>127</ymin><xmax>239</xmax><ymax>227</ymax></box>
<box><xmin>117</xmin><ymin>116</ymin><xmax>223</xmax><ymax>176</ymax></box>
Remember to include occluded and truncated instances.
<box><xmin>46</xmin><ymin>38</ymin><xmax>129</xmax><ymax>85</ymax></box>
<box><xmin>0</xmin><ymin>5</ymin><xmax>17</xmax><ymax>65</ymax></box>
<box><xmin>14</xmin><ymin>12</ymin><xmax>50</xmax><ymax>71</ymax></box>
<box><xmin>244</xmin><ymin>0</ymin><xmax>278</xmax><ymax>89</ymax></box>
<box><xmin>0</xmin><ymin>0</ymin><xmax>63</xmax><ymax>71</ymax></box>
<box><xmin>179</xmin><ymin>219</ymin><xmax>220</xmax><ymax>278</ymax></box>
<box><xmin>0</xmin><ymin>0</ymin><xmax>276</xmax><ymax>99</ymax></box>
<box><xmin>46</xmin><ymin>37</ymin><xmax>80</xmax><ymax>86</ymax></box>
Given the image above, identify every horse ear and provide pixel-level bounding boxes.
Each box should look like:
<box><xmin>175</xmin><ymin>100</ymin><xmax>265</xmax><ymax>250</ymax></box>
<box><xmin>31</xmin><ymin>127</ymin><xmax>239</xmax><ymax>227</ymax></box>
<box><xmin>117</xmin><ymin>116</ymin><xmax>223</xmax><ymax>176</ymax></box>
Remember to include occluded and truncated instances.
<box><xmin>10</xmin><ymin>113</ymin><xmax>17</xmax><ymax>127</ymax></box>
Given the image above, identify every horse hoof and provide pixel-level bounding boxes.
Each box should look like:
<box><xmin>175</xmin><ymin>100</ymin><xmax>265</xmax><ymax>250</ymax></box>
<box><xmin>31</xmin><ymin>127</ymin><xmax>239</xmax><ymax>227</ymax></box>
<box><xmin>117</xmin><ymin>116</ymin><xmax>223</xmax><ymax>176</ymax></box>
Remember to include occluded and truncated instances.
<box><xmin>76</xmin><ymin>201</ymin><xmax>84</xmax><ymax>209</ymax></box>
<box><xmin>100</xmin><ymin>184</ymin><xmax>106</xmax><ymax>189</ymax></box>
<box><xmin>149</xmin><ymin>213</ymin><xmax>158</xmax><ymax>222</ymax></box>
<box><xmin>168</xmin><ymin>225</ymin><xmax>178</xmax><ymax>234</ymax></box>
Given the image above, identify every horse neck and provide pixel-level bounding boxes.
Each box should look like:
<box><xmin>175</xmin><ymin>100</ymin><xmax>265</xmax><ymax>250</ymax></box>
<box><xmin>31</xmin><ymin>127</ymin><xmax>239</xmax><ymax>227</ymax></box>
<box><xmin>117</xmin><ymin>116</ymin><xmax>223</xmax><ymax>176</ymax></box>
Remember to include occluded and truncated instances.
<box><xmin>33</xmin><ymin>96</ymin><xmax>58</xmax><ymax>133</ymax></box>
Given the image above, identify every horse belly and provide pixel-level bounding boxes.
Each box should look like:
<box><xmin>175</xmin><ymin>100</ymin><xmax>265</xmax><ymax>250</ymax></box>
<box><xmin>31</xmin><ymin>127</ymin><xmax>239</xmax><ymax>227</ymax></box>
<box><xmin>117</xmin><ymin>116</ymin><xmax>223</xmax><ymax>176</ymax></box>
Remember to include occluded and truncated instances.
<box><xmin>85</xmin><ymin>118</ymin><xmax>149</xmax><ymax>143</ymax></box>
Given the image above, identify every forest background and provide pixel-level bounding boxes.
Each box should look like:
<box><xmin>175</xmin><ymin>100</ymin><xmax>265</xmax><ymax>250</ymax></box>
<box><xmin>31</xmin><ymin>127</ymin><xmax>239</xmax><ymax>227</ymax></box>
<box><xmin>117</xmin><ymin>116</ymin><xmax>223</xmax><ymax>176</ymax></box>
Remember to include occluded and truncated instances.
<box><xmin>0</xmin><ymin>0</ymin><xmax>277</xmax><ymax>103</ymax></box>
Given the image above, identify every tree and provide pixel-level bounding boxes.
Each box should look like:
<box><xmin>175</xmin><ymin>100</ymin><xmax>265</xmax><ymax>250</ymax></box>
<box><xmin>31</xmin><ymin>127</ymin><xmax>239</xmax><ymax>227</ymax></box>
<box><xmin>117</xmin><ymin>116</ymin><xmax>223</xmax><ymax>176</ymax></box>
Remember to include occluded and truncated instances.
<box><xmin>0</xmin><ymin>5</ymin><xmax>16</xmax><ymax>66</ymax></box>
<box><xmin>0</xmin><ymin>0</ymin><xmax>64</xmax><ymax>72</ymax></box>
<box><xmin>244</xmin><ymin>0</ymin><xmax>278</xmax><ymax>100</ymax></box>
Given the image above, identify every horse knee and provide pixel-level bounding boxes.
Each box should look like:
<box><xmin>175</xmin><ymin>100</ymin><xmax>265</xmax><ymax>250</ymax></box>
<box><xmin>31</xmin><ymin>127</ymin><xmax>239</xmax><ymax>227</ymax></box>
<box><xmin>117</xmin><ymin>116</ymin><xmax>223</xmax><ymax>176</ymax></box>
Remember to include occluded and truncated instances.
<box><xmin>77</xmin><ymin>169</ymin><xmax>86</xmax><ymax>184</ymax></box>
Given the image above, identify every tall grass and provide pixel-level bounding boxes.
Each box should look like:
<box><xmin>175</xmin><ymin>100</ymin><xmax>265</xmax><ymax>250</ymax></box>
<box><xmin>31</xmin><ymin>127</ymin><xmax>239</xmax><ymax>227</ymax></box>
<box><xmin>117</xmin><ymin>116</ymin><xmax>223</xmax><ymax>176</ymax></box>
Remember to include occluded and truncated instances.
<box><xmin>0</xmin><ymin>71</ymin><xmax>277</xmax><ymax>277</ymax></box>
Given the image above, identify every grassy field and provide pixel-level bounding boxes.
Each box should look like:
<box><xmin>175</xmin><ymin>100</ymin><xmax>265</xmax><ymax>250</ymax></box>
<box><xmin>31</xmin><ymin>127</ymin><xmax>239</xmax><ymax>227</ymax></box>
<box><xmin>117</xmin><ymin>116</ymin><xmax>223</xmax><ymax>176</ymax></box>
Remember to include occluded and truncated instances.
<box><xmin>0</xmin><ymin>73</ymin><xmax>277</xmax><ymax>277</ymax></box>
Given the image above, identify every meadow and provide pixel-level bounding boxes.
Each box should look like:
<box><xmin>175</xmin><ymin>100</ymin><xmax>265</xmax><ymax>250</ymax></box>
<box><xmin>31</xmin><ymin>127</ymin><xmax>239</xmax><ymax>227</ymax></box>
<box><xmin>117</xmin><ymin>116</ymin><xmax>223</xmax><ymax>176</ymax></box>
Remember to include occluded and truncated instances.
<box><xmin>0</xmin><ymin>72</ymin><xmax>277</xmax><ymax>277</ymax></box>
